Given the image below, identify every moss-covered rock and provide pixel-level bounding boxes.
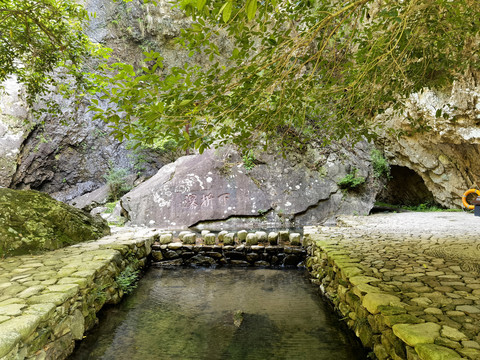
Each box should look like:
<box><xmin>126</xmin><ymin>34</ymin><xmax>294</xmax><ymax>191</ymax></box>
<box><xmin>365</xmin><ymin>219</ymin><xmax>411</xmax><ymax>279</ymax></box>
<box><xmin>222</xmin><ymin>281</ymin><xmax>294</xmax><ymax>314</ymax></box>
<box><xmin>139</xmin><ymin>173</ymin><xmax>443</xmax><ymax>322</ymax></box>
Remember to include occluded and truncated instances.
<box><xmin>0</xmin><ymin>188</ymin><xmax>110</xmax><ymax>257</ymax></box>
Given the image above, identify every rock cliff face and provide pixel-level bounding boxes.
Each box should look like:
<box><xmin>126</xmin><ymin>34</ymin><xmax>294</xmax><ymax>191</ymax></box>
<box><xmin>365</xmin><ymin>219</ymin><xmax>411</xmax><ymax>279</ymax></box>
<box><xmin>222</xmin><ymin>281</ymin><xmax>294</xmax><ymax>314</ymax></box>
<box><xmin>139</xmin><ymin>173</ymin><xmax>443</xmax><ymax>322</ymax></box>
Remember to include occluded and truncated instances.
<box><xmin>0</xmin><ymin>0</ymin><xmax>194</xmax><ymax>202</ymax></box>
<box><xmin>121</xmin><ymin>144</ymin><xmax>381</xmax><ymax>230</ymax></box>
<box><xmin>377</xmin><ymin>72</ymin><xmax>480</xmax><ymax>208</ymax></box>
<box><xmin>1</xmin><ymin>0</ymin><xmax>478</xmax><ymax>211</ymax></box>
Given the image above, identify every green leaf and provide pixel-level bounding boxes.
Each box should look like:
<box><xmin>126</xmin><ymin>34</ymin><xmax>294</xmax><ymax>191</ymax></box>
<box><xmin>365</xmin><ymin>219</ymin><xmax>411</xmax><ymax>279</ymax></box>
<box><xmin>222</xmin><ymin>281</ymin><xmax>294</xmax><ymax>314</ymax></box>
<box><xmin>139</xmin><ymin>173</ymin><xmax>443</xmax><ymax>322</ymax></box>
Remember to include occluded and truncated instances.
<box><xmin>223</xmin><ymin>1</ymin><xmax>233</xmax><ymax>23</ymax></box>
<box><xmin>197</xmin><ymin>0</ymin><xmax>206</xmax><ymax>11</ymax></box>
<box><xmin>194</xmin><ymin>138</ymin><xmax>202</xmax><ymax>149</ymax></box>
<box><xmin>246</xmin><ymin>0</ymin><xmax>257</xmax><ymax>20</ymax></box>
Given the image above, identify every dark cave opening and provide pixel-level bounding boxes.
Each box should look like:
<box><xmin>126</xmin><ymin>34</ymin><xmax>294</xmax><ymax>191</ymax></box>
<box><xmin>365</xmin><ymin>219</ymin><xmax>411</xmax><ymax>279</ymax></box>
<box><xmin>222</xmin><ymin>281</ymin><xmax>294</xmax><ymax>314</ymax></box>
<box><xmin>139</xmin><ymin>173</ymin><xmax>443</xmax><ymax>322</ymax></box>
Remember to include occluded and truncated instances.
<box><xmin>373</xmin><ymin>165</ymin><xmax>438</xmax><ymax>212</ymax></box>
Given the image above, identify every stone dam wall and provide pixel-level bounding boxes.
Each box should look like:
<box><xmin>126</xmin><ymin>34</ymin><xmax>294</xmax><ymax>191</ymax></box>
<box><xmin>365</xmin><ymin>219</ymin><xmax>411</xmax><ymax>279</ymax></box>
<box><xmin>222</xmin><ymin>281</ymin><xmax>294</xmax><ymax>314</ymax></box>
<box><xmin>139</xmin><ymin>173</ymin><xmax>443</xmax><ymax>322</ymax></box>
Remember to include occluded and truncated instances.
<box><xmin>150</xmin><ymin>229</ymin><xmax>306</xmax><ymax>268</ymax></box>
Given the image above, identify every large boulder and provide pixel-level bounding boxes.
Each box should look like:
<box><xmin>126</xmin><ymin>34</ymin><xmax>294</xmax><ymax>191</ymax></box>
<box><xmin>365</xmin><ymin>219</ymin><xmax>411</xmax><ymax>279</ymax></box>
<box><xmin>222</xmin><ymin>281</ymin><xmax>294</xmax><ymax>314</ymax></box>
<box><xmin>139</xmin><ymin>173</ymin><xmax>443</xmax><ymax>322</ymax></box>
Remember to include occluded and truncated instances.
<box><xmin>0</xmin><ymin>188</ymin><xmax>110</xmax><ymax>257</ymax></box>
<box><xmin>121</xmin><ymin>144</ymin><xmax>382</xmax><ymax>230</ymax></box>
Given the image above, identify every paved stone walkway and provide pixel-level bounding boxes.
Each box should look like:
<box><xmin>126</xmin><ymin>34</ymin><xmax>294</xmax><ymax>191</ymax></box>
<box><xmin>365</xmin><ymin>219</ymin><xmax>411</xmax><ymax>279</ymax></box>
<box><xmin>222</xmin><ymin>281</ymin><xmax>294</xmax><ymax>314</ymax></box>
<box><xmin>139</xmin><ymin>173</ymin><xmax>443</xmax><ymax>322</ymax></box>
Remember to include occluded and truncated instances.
<box><xmin>0</xmin><ymin>227</ymin><xmax>157</xmax><ymax>360</ymax></box>
<box><xmin>306</xmin><ymin>211</ymin><xmax>480</xmax><ymax>359</ymax></box>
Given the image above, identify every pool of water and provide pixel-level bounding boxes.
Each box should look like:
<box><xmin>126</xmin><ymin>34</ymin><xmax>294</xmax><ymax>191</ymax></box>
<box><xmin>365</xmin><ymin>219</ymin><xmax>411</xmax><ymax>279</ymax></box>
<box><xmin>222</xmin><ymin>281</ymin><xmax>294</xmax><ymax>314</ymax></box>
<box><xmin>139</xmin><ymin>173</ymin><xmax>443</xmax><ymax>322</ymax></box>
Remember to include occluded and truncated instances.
<box><xmin>69</xmin><ymin>268</ymin><xmax>367</xmax><ymax>360</ymax></box>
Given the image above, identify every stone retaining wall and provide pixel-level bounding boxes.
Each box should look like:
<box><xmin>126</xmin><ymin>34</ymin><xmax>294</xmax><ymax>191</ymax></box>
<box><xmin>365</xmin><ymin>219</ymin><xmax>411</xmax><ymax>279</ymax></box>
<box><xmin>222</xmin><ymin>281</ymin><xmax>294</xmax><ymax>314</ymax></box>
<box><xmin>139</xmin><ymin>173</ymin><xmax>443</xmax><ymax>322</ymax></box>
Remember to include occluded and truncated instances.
<box><xmin>304</xmin><ymin>230</ymin><xmax>471</xmax><ymax>360</ymax></box>
<box><xmin>151</xmin><ymin>230</ymin><xmax>306</xmax><ymax>267</ymax></box>
<box><xmin>0</xmin><ymin>228</ymin><xmax>157</xmax><ymax>360</ymax></box>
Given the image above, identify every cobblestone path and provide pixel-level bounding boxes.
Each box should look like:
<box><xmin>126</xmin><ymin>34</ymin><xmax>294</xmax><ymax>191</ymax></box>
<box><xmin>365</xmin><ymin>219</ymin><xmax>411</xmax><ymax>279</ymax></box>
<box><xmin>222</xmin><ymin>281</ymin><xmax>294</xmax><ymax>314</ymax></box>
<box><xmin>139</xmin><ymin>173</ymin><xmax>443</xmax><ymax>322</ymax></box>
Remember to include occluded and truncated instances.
<box><xmin>306</xmin><ymin>212</ymin><xmax>480</xmax><ymax>359</ymax></box>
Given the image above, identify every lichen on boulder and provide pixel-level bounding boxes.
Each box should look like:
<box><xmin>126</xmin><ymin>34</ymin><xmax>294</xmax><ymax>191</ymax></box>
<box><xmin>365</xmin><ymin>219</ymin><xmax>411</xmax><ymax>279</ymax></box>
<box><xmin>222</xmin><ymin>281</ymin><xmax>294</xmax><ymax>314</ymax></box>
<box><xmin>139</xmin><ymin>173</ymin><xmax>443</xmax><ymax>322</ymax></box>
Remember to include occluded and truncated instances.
<box><xmin>0</xmin><ymin>188</ymin><xmax>110</xmax><ymax>257</ymax></box>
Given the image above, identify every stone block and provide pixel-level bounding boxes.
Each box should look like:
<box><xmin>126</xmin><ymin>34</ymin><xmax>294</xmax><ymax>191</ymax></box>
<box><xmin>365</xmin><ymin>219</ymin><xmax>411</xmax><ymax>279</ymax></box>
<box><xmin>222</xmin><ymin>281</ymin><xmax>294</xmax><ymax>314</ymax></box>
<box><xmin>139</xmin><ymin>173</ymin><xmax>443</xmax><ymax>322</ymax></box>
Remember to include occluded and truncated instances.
<box><xmin>246</xmin><ymin>233</ymin><xmax>258</xmax><ymax>245</ymax></box>
<box><xmin>204</xmin><ymin>233</ymin><xmax>216</xmax><ymax>245</ymax></box>
<box><xmin>218</xmin><ymin>231</ymin><xmax>228</xmax><ymax>242</ymax></box>
<box><xmin>237</xmin><ymin>230</ymin><xmax>248</xmax><ymax>241</ymax></box>
<box><xmin>268</xmin><ymin>232</ymin><xmax>278</xmax><ymax>245</ymax></box>
<box><xmin>278</xmin><ymin>231</ymin><xmax>289</xmax><ymax>243</ymax></box>
<box><xmin>414</xmin><ymin>343</ymin><xmax>462</xmax><ymax>360</ymax></box>
<box><xmin>255</xmin><ymin>231</ymin><xmax>267</xmax><ymax>242</ymax></box>
<box><xmin>362</xmin><ymin>293</ymin><xmax>402</xmax><ymax>314</ymax></box>
<box><xmin>392</xmin><ymin>322</ymin><xmax>441</xmax><ymax>347</ymax></box>
<box><xmin>182</xmin><ymin>234</ymin><xmax>196</xmax><ymax>245</ymax></box>
<box><xmin>151</xmin><ymin>251</ymin><xmax>164</xmax><ymax>261</ymax></box>
<box><xmin>223</xmin><ymin>233</ymin><xmax>235</xmax><ymax>245</ymax></box>
<box><xmin>178</xmin><ymin>231</ymin><xmax>190</xmax><ymax>240</ymax></box>
<box><xmin>289</xmin><ymin>233</ymin><xmax>301</xmax><ymax>245</ymax></box>
<box><xmin>160</xmin><ymin>234</ymin><xmax>173</xmax><ymax>244</ymax></box>
<box><xmin>441</xmin><ymin>325</ymin><xmax>467</xmax><ymax>341</ymax></box>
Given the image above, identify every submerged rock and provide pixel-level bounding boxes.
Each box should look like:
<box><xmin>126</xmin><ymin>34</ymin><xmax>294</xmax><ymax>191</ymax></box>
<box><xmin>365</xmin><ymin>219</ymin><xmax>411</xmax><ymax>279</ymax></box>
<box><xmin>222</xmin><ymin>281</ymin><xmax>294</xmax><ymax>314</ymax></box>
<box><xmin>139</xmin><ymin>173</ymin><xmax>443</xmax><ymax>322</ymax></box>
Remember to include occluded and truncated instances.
<box><xmin>233</xmin><ymin>310</ymin><xmax>244</xmax><ymax>328</ymax></box>
<box><xmin>0</xmin><ymin>188</ymin><xmax>110</xmax><ymax>257</ymax></box>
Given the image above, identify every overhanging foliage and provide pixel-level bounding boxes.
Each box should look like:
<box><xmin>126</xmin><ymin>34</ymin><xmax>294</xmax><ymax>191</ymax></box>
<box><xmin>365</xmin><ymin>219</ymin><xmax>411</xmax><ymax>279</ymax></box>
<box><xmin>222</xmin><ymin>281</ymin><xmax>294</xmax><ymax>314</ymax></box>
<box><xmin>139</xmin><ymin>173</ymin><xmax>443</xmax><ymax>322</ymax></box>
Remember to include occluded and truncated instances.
<box><xmin>16</xmin><ymin>0</ymin><xmax>479</xmax><ymax>152</ymax></box>
<box><xmin>0</xmin><ymin>0</ymin><xmax>91</xmax><ymax>105</ymax></box>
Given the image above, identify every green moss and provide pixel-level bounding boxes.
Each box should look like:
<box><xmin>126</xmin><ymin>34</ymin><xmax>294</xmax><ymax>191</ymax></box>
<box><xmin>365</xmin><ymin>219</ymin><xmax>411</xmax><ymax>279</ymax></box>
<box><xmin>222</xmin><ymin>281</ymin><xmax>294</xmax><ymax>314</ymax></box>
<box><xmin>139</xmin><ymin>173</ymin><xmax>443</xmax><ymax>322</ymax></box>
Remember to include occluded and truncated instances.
<box><xmin>0</xmin><ymin>188</ymin><xmax>110</xmax><ymax>258</ymax></box>
<box><xmin>337</xmin><ymin>169</ymin><xmax>365</xmax><ymax>190</ymax></box>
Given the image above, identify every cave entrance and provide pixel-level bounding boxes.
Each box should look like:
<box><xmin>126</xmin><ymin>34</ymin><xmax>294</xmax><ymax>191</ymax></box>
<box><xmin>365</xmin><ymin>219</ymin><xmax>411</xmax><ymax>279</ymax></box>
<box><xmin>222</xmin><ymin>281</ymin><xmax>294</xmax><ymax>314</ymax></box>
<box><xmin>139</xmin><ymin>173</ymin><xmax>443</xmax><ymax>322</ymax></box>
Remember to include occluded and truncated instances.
<box><xmin>374</xmin><ymin>165</ymin><xmax>437</xmax><ymax>210</ymax></box>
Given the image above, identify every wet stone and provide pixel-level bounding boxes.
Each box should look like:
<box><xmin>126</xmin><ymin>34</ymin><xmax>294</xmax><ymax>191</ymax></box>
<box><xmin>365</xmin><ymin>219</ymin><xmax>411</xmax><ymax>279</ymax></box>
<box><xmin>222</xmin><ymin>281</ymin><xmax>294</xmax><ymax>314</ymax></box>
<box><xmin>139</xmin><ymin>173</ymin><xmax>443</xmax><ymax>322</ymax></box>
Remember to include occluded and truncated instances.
<box><xmin>246</xmin><ymin>233</ymin><xmax>258</xmax><ymax>246</ymax></box>
<box><xmin>164</xmin><ymin>250</ymin><xmax>179</xmax><ymax>260</ymax></box>
<box><xmin>246</xmin><ymin>253</ymin><xmax>259</xmax><ymax>262</ymax></box>
<box><xmin>456</xmin><ymin>305</ymin><xmax>480</xmax><ymax>314</ymax></box>
<box><xmin>229</xmin><ymin>260</ymin><xmax>249</xmax><ymax>267</ymax></box>
<box><xmin>283</xmin><ymin>255</ymin><xmax>300</xmax><ymax>266</ymax></box>
<box><xmin>225</xmin><ymin>251</ymin><xmax>245</xmax><ymax>261</ymax></box>
<box><xmin>392</xmin><ymin>323</ymin><xmax>441</xmax><ymax>346</ymax></box>
<box><xmin>0</xmin><ymin>304</ymin><xmax>26</xmax><ymax>317</ymax></box>
<box><xmin>414</xmin><ymin>343</ymin><xmax>462</xmax><ymax>360</ymax></box>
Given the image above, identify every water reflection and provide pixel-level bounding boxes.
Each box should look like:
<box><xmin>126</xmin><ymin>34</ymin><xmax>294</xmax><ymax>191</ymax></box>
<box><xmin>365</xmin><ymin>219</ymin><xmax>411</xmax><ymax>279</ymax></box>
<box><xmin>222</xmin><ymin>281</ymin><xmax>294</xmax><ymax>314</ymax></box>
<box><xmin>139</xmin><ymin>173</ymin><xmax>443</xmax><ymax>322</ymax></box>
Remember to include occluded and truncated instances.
<box><xmin>69</xmin><ymin>268</ymin><xmax>367</xmax><ymax>360</ymax></box>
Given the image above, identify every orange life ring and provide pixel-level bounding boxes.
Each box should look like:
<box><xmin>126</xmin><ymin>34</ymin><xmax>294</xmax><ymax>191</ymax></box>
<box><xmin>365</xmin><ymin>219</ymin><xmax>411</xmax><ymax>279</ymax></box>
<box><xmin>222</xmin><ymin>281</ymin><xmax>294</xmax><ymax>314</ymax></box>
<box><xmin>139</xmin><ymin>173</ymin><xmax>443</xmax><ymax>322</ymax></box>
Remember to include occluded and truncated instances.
<box><xmin>462</xmin><ymin>189</ymin><xmax>480</xmax><ymax>210</ymax></box>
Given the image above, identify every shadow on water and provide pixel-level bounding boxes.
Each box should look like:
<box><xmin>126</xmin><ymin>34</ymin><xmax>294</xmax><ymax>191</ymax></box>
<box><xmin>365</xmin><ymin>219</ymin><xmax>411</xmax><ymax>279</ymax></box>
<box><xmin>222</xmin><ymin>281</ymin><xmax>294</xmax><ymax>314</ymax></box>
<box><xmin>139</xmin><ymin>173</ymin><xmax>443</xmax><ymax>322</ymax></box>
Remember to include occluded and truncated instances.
<box><xmin>69</xmin><ymin>268</ymin><xmax>368</xmax><ymax>360</ymax></box>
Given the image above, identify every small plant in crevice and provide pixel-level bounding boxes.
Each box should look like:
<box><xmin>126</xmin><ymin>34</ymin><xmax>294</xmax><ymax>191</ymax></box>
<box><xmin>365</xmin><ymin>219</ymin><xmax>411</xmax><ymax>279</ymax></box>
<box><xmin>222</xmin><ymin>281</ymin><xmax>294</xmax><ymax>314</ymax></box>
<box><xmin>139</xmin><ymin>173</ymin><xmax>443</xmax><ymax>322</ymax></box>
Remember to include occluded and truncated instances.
<box><xmin>370</xmin><ymin>149</ymin><xmax>391</xmax><ymax>179</ymax></box>
<box><xmin>104</xmin><ymin>202</ymin><xmax>117</xmax><ymax>214</ymax></box>
<box><xmin>337</xmin><ymin>169</ymin><xmax>366</xmax><ymax>191</ymax></box>
<box><xmin>115</xmin><ymin>265</ymin><xmax>140</xmax><ymax>295</ymax></box>
<box><xmin>242</xmin><ymin>150</ymin><xmax>256</xmax><ymax>170</ymax></box>
<box><xmin>93</xmin><ymin>283</ymin><xmax>110</xmax><ymax>305</ymax></box>
<box><xmin>104</xmin><ymin>166</ymin><xmax>132</xmax><ymax>201</ymax></box>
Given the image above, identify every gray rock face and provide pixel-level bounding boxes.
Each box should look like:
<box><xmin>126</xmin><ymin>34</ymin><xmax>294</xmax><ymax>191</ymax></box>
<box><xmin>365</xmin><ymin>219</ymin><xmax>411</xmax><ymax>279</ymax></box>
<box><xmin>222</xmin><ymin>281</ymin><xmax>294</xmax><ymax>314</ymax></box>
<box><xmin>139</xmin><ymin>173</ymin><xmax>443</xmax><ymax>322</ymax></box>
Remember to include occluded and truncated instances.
<box><xmin>377</xmin><ymin>72</ymin><xmax>480</xmax><ymax>208</ymax></box>
<box><xmin>121</xmin><ymin>144</ymin><xmax>380</xmax><ymax>230</ymax></box>
<box><xmin>0</xmin><ymin>76</ymin><xmax>30</xmax><ymax>188</ymax></box>
<box><xmin>0</xmin><ymin>0</ymin><xmax>192</xmax><ymax>202</ymax></box>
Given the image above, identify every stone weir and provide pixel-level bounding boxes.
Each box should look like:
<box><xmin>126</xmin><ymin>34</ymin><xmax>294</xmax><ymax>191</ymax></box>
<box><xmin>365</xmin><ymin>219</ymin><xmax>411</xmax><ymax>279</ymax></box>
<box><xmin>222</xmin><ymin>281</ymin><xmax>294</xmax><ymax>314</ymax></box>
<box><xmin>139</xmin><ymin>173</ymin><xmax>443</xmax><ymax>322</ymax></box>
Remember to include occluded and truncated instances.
<box><xmin>0</xmin><ymin>228</ymin><xmax>157</xmax><ymax>360</ymax></box>
<box><xmin>150</xmin><ymin>229</ymin><xmax>306</xmax><ymax>268</ymax></box>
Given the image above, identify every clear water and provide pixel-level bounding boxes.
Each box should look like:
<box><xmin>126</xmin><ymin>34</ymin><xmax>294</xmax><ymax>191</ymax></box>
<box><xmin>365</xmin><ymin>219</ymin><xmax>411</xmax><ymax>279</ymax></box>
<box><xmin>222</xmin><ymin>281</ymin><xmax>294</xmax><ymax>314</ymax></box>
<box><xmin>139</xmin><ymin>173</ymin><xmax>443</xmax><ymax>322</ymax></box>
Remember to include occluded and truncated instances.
<box><xmin>69</xmin><ymin>268</ymin><xmax>367</xmax><ymax>360</ymax></box>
